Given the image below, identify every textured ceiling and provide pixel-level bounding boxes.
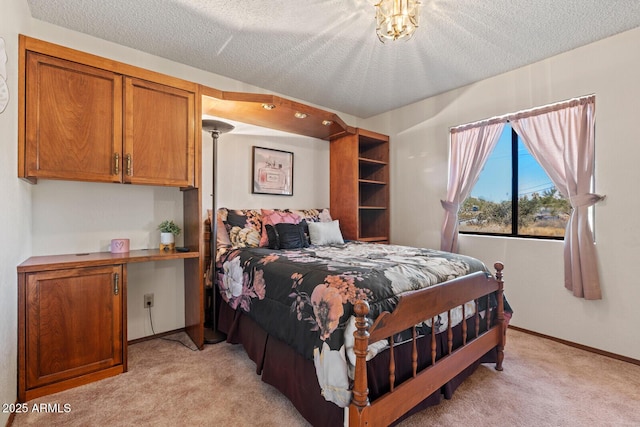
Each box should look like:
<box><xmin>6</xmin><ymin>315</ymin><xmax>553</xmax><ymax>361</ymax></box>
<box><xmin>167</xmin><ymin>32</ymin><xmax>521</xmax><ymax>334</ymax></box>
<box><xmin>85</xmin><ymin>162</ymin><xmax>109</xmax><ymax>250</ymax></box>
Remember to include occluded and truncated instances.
<box><xmin>26</xmin><ymin>0</ymin><xmax>640</xmax><ymax>118</ymax></box>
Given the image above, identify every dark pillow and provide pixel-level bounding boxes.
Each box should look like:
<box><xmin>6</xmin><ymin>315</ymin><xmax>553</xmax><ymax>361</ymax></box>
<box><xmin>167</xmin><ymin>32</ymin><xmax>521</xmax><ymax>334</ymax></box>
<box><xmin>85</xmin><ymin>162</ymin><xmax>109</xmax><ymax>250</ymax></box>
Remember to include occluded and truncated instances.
<box><xmin>270</xmin><ymin>222</ymin><xmax>309</xmax><ymax>249</ymax></box>
<box><xmin>298</xmin><ymin>219</ymin><xmax>310</xmax><ymax>245</ymax></box>
<box><xmin>265</xmin><ymin>224</ymin><xmax>280</xmax><ymax>249</ymax></box>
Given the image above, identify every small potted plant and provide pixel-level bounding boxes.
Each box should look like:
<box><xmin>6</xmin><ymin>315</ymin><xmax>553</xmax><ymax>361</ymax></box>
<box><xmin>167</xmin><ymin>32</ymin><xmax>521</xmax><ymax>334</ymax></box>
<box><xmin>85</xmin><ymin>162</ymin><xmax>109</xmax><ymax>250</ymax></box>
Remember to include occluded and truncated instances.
<box><xmin>158</xmin><ymin>220</ymin><xmax>181</xmax><ymax>252</ymax></box>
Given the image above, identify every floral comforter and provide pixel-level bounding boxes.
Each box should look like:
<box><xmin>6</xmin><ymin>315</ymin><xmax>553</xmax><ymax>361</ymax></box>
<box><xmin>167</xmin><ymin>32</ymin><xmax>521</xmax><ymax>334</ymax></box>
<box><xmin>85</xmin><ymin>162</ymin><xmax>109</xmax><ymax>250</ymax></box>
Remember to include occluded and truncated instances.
<box><xmin>216</xmin><ymin>241</ymin><xmax>490</xmax><ymax>406</ymax></box>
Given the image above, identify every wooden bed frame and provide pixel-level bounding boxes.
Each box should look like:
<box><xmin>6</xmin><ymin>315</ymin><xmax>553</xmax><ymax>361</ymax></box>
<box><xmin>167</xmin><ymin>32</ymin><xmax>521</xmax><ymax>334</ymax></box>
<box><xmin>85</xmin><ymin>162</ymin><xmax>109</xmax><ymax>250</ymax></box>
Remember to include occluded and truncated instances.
<box><xmin>349</xmin><ymin>264</ymin><xmax>505</xmax><ymax>426</ymax></box>
<box><xmin>204</xmin><ymin>217</ymin><xmax>506</xmax><ymax>426</ymax></box>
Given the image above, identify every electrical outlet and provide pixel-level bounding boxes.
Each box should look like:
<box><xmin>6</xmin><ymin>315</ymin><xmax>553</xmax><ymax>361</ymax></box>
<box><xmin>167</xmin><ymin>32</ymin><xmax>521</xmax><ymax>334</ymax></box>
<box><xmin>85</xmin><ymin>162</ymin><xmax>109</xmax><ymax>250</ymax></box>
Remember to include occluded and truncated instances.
<box><xmin>144</xmin><ymin>293</ymin><xmax>154</xmax><ymax>308</ymax></box>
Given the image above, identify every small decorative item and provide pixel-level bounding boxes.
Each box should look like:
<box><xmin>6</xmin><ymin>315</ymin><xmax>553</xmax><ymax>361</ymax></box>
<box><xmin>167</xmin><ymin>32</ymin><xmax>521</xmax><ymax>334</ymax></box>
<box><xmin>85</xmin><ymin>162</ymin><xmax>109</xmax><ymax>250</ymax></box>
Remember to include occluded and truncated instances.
<box><xmin>252</xmin><ymin>146</ymin><xmax>293</xmax><ymax>196</ymax></box>
<box><xmin>110</xmin><ymin>238</ymin><xmax>130</xmax><ymax>254</ymax></box>
<box><xmin>158</xmin><ymin>220</ymin><xmax>181</xmax><ymax>252</ymax></box>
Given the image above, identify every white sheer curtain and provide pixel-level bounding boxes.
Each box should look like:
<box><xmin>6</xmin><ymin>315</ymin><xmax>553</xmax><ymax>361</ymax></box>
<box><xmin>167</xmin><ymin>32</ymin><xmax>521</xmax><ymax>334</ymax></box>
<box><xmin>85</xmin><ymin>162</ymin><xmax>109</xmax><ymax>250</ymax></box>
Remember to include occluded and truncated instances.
<box><xmin>440</xmin><ymin>122</ymin><xmax>505</xmax><ymax>253</ymax></box>
<box><xmin>510</xmin><ymin>95</ymin><xmax>604</xmax><ymax>299</ymax></box>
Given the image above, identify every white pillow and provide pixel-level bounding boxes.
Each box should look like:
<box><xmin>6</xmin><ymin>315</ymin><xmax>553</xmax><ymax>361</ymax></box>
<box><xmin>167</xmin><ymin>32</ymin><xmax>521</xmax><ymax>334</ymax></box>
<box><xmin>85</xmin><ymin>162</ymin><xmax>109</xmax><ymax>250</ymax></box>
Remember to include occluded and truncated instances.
<box><xmin>308</xmin><ymin>220</ymin><xmax>344</xmax><ymax>245</ymax></box>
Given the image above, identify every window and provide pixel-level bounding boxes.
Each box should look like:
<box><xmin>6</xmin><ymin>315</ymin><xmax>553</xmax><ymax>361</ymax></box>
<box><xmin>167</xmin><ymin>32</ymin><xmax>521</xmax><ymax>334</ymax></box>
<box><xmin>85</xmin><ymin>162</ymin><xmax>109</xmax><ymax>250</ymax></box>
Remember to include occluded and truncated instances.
<box><xmin>443</xmin><ymin>95</ymin><xmax>601</xmax><ymax>298</ymax></box>
<box><xmin>458</xmin><ymin>123</ymin><xmax>570</xmax><ymax>239</ymax></box>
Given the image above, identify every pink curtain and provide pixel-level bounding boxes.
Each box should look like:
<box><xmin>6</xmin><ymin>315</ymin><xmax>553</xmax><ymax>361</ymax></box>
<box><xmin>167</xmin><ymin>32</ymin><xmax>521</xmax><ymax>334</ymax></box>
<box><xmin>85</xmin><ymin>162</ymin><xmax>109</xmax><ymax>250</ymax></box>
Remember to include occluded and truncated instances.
<box><xmin>441</xmin><ymin>122</ymin><xmax>505</xmax><ymax>252</ymax></box>
<box><xmin>510</xmin><ymin>96</ymin><xmax>604</xmax><ymax>300</ymax></box>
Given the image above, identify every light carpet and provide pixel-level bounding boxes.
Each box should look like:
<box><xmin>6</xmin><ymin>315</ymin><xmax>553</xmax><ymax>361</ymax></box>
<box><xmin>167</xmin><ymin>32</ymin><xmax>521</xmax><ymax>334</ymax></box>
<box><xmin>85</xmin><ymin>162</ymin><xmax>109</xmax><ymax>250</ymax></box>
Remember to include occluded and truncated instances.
<box><xmin>11</xmin><ymin>329</ymin><xmax>640</xmax><ymax>426</ymax></box>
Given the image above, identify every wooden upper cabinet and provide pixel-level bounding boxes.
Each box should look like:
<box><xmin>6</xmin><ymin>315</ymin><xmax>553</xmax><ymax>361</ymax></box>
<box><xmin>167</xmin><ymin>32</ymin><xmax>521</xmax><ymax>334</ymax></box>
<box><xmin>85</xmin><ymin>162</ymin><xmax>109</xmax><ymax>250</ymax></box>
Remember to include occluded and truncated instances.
<box><xmin>24</xmin><ymin>52</ymin><xmax>123</xmax><ymax>183</ymax></box>
<box><xmin>123</xmin><ymin>78</ymin><xmax>195</xmax><ymax>187</ymax></box>
<box><xmin>20</xmin><ymin>38</ymin><xmax>197</xmax><ymax>187</ymax></box>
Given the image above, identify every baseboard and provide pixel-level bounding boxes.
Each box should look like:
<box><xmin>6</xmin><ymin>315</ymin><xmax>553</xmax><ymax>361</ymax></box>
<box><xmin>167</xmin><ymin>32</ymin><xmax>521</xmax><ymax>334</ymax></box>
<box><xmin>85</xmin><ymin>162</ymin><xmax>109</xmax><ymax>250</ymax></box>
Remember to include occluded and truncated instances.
<box><xmin>508</xmin><ymin>325</ymin><xmax>640</xmax><ymax>366</ymax></box>
<box><xmin>127</xmin><ymin>328</ymin><xmax>186</xmax><ymax>345</ymax></box>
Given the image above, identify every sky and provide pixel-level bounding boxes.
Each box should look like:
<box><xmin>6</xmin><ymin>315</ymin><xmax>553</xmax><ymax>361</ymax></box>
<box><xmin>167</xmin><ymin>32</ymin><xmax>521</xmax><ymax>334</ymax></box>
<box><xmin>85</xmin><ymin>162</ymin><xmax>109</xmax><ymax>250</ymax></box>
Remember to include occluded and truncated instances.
<box><xmin>470</xmin><ymin>124</ymin><xmax>555</xmax><ymax>203</ymax></box>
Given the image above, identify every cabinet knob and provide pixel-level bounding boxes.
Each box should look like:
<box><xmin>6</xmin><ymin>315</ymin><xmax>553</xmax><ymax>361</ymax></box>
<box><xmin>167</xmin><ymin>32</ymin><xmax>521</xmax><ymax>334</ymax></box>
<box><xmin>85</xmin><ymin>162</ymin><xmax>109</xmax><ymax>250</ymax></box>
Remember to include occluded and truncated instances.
<box><xmin>113</xmin><ymin>153</ymin><xmax>120</xmax><ymax>175</ymax></box>
<box><xmin>125</xmin><ymin>154</ymin><xmax>132</xmax><ymax>176</ymax></box>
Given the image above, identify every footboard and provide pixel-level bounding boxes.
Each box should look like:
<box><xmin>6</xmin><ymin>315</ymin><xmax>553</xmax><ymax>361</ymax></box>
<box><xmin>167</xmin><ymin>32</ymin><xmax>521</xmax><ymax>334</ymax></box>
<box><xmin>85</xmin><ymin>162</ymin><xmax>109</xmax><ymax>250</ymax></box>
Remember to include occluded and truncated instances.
<box><xmin>349</xmin><ymin>263</ymin><xmax>506</xmax><ymax>427</ymax></box>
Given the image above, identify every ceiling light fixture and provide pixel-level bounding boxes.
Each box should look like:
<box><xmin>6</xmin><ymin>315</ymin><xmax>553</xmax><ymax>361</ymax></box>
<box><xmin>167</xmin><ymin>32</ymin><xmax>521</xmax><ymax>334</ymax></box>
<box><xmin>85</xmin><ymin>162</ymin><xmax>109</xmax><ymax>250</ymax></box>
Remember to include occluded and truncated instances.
<box><xmin>261</xmin><ymin>103</ymin><xmax>276</xmax><ymax>110</ymax></box>
<box><xmin>294</xmin><ymin>112</ymin><xmax>308</xmax><ymax>119</ymax></box>
<box><xmin>375</xmin><ymin>0</ymin><xmax>421</xmax><ymax>42</ymax></box>
<box><xmin>322</xmin><ymin>120</ymin><xmax>333</xmax><ymax>126</ymax></box>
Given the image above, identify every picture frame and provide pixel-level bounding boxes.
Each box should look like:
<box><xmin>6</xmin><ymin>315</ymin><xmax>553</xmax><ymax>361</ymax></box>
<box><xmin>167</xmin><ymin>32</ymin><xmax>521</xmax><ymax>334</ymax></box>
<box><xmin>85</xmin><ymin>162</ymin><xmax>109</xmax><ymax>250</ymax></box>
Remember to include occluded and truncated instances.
<box><xmin>252</xmin><ymin>146</ymin><xmax>294</xmax><ymax>196</ymax></box>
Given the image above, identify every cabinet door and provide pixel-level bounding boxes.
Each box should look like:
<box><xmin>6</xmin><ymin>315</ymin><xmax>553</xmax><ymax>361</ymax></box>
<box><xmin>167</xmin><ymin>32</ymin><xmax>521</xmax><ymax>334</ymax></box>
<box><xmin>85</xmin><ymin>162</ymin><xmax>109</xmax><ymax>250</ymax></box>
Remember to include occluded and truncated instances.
<box><xmin>25</xmin><ymin>52</ymin><xmax>123</xmax><ymax>183</ymax></box>
<box><xmin>124</xmin><ymin>77</ymin><xmax>195</xmax><ymax>187</ymax></box>
<box><xmin>25</xmin><ymin>265</ymin><xmax>124</xmax><ymax>389</ymax></box>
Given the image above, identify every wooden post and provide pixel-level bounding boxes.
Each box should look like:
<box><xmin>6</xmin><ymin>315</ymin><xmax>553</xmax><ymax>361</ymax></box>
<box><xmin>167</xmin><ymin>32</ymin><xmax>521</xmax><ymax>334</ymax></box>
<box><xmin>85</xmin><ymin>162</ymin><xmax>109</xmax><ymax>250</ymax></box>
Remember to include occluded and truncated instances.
<box><xmin>350</xmin><ymin>300</ymin><xmax>371</xmax><ymax>425</ymax></box>
<box><xmin>494</xmin><ymin>262</ymin><xmax>505</xmax><ymax>371</ymax></box>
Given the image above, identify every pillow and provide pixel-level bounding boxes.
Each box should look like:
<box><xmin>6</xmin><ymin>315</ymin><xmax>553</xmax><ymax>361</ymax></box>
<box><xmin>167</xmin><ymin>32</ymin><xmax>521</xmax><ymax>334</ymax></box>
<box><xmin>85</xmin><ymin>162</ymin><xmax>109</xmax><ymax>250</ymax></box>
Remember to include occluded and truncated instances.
<box><xmin>265</xmin><ymin>224</ymin><xmax>280</xmax><ymax>249</ymax></box>
<box><xmin>308</xmin><ymin>220</ymin><xmax>344</xmax><ymax>245</ymax></box>
<box><xmin>290</xmin><ymin>209</ymin><xmax>331</xmax><ymax>244</ymax></box>
<box><xmin>219</xmin><ymin>208</ymin><xmax>262</xmax><ymax>248</ymax></box>
<box><xmin>259</xmin><ymin>209</ymin><xmax>301</xmax><ymax>247</ymax></box>
<box><xmin>290</xmin><ymin>208</ymin><xmax>332</xmax><ymax>224</ymax></box>
<box><xmin>266</xmin><ymin>223</ymin><xmax>309</xmax><ymax>249</ymax></box>
<box><xmin>297</xmin><ymin>219</ymin><xmax>310</xmax><ymax>245</ymax></box>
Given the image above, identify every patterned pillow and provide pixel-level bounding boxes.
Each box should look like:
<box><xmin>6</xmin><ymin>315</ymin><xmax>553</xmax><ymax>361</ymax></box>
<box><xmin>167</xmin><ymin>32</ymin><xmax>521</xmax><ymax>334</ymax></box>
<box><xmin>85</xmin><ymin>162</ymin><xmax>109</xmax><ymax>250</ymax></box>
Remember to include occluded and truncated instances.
<box><xmin>290</xmin><ymin>208</ymin><xmax>332</xmax><ymax>224</ymax></box>
<box><xmin>208</xmin><ymin>209</ymin><xmax>232</xmax><ymax>249</ymax></box>
<box><xmin>218</xmin><ymin>208</ymin><xmax>262</xmax><ymax>248</ymax></box>
<box><xmin>259</xmin><ymin>209</ymin><xmax>301</xmax><ymax>247</ymax></box>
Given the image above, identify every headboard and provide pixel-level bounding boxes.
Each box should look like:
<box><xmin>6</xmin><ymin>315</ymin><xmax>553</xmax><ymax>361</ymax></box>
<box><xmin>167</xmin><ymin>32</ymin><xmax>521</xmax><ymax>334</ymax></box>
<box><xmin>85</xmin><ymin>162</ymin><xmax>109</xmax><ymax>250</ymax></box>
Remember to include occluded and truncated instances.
<box><xmin>204</xmin><ymin>207</ymin><xmax>333</xmax><ymax>270</ymax></box>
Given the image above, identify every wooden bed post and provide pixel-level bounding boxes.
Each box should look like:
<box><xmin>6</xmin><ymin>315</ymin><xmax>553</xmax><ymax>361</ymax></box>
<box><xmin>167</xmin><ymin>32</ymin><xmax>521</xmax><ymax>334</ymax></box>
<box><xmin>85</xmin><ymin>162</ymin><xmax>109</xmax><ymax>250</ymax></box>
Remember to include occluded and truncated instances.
<box><xmin>350</xmin><ymin>300</ymin><xmax>371</xmax><ymax>426</ymax></box>
<box><xmin>494</xmin><ymin>262</ymin><xmax>505</xmax><ymax>371</ymax></box>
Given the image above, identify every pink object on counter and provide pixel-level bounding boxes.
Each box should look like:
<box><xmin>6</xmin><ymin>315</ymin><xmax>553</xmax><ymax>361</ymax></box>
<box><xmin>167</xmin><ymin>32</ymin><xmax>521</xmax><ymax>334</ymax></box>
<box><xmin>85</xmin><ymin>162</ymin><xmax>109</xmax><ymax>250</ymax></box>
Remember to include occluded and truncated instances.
<box><xmin>110</xmin><ymin>238</ymin><xmax>130</xmax><ymax>253</ymax></box>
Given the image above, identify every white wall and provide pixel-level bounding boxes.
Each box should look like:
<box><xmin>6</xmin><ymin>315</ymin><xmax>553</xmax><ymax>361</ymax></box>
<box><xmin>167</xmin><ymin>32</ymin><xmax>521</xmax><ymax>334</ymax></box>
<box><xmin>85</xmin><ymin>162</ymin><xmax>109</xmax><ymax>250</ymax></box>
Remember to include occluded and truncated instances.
<box><xmin>202</xmin><ymin>127</ymin><xmax>330</xmax><ymax>215</ymax></box>
<box><xmin>362</xmin><ymin>26</ymin><xmax>640</xmax><ymax>360</ymax></box>
<box><xmin>1</xmin><ymin>1</ymin><xmax>32</xmax><ymax>424</ymax></box>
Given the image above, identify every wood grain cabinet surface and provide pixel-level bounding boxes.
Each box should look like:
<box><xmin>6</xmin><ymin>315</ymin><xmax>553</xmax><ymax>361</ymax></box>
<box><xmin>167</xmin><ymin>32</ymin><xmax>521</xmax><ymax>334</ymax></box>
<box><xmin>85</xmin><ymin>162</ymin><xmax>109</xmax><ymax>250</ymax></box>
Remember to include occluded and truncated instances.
<box><xmin>24</xmin><ymin>52</ymin><xmax>123</xmax><ymax>183</ymax></box>
<box><xmin>330</xmin><ymin>128</ymin><xmax>390</xmax><ymax>243</ymax></box>
<box><xmin>22</xmin><ymin>50</ymin><xmax>196</xmax><ymax>187</ymax></box>
<box><xmin>123</xmin><ymin>77</ymin><xmax>195</xmax><ymax>187</ymax></box>
<box><xmin>18</xmin><ymin>264</ymin><xmax>125</xmax><ymax>401</ymax></box>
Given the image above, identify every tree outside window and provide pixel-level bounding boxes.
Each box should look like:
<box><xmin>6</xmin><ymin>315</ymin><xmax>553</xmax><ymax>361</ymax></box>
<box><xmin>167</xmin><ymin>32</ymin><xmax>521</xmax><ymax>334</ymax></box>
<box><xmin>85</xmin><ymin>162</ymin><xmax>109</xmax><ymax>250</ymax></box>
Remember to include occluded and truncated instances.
<box><xmin>458</xmin><ymin>123</ymin><xmax>570</xmax><ymax>239</ymax></box>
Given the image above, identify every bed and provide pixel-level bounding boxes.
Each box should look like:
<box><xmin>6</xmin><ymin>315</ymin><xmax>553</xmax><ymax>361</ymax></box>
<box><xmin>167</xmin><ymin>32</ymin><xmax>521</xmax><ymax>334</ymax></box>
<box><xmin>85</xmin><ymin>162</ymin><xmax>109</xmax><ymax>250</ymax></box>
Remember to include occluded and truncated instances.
<box><xmin>205</xmin><ymin>208</ymin><xmax>510</xmax><ymax>426</ymax></box>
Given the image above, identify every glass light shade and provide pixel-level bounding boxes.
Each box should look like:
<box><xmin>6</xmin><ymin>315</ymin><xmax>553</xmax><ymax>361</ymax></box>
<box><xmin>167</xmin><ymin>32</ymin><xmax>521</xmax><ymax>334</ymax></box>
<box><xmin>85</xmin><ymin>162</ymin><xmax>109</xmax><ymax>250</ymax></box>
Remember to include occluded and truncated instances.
<box><xmin>375</xmin><ymin>0</ymin><xmax>421</xmax><ymax>42</ymax></box>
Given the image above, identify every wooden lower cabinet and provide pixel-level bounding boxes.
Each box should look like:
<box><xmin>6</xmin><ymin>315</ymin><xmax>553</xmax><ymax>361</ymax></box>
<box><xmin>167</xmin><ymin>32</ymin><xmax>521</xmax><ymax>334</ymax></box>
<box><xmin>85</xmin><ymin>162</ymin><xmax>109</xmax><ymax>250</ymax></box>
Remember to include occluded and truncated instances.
<box><xmin>18</xmin><ymin>265</ymin><xmax>126</xmax><ymax>401</ymax></box>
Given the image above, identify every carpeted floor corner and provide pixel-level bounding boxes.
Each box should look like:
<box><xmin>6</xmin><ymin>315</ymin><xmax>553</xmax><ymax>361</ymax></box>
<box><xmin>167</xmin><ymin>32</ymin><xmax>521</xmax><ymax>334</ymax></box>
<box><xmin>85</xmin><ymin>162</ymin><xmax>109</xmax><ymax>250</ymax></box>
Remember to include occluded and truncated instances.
<box><xmin>12</xmin><ymin>329</ymin><xmax>640</xmax><ymax>426</ymax></box>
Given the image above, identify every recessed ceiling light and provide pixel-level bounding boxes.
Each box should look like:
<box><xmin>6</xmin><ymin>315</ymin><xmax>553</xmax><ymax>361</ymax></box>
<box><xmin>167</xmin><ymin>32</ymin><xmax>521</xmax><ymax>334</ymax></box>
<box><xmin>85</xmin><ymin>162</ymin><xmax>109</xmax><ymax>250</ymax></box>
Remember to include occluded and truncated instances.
<box><xmin>294</xmin><ymin>112</ymin><xmax>308</xmax><ymax>119</ymax></box>
<box><xmin>262</xmin><ymin>103</ymin><xmax>276</xmax><ymax>110</ymax></box>
<box><xmin>322</xmin><ymin>120</ymin><xmax>333</xmax><ymax>126</ymax></box>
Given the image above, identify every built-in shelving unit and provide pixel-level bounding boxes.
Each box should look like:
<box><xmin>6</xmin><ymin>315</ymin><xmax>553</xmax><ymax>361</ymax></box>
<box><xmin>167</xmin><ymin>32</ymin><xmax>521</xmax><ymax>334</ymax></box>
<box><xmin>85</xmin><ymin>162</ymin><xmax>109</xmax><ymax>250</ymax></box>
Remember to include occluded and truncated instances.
<box><xmin>330</xmin><ymin>128</ymin><xmax>389</xmax><ymax>243</ymax></box>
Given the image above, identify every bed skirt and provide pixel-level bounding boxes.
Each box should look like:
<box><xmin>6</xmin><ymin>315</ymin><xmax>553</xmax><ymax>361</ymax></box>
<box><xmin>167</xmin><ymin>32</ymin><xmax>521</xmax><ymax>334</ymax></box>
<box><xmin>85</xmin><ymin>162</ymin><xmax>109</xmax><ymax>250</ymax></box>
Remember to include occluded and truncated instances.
<box><xmin>218</xmin><ymin>301</ymin><xmax>498</xmax><ymax>426</ymax></box>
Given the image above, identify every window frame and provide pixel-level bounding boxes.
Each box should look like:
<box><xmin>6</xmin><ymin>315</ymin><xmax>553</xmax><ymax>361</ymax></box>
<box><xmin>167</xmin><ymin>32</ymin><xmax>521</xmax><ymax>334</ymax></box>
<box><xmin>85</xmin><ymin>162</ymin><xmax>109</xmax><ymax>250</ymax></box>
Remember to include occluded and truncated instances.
<box><xmin>459</xmin><ymin>125</ymin><xmax>565</xmax><ymax>241</ymax></box>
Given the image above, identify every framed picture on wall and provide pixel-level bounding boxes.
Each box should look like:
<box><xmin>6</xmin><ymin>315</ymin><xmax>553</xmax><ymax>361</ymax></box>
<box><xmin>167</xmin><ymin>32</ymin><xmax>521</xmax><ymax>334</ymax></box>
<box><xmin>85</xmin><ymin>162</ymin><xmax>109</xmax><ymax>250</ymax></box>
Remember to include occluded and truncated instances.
<box><xmin>252</xmin><ymin>146</ymin><xmax>294</xmax><ymax>196</ymax></box>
